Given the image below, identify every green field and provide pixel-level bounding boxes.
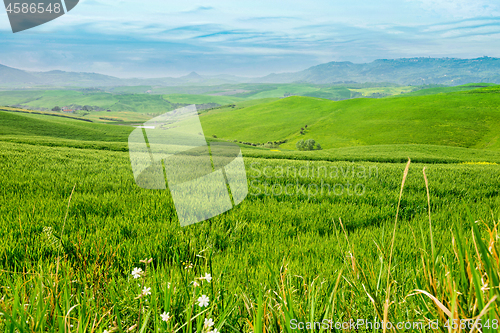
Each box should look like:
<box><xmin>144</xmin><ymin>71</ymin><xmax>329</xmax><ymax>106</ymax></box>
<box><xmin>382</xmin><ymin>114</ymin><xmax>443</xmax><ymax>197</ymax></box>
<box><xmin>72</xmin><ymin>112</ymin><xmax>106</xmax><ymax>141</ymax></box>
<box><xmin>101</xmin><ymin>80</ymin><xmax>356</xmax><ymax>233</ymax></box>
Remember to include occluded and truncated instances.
<box><xmin>0</xmin><ymin>85</ymin><xmax>499</xmax><ymax>331</ymax></box>
<box><xmin>0</xmin><ymin>90</ymin><xmax>175</xmax><ymax>115</ymax></box>
<box><xmin>200</xmin><ymin>85</ymin><xmax>500</xmax><ymax>152</ymax></box>
<box><xmin>0</xmin><ymin>83</ymin><xmax>433</xmax><ymax>117</ymax></box>
<box><xmin>348</xmin><ymin>85</ymin><xmax>416</xmax><ymax>97</ymax></box>
<box><xmin>162</xmin><ymin>94</ymin><xmax>245</xmax><ymax>105</ymax></box>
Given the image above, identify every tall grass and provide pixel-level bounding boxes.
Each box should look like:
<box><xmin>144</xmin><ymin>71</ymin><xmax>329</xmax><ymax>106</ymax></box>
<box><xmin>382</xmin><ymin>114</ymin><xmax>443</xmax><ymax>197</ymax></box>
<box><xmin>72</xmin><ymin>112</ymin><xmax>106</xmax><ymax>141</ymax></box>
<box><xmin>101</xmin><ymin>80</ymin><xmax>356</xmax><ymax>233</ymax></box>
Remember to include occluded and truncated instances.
<box><xmin>1</xmin><ymin>154</ymin><xmax>499</xmax><ymax>332</ymax></box>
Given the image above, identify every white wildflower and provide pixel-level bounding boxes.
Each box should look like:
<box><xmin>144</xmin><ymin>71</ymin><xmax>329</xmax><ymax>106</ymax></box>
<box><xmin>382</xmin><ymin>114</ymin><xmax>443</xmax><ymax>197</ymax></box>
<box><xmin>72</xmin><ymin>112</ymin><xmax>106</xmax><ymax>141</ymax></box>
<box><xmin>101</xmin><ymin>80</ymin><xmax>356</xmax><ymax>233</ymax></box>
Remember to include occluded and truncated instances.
<box><xmin>201</xmin><ymin>273</ymin><xmax>212</xmax><ymax>283</ymax></box>
<box><xmin>142</xmin><ymin>287</ymin><xmax>151</xmax><ymax>296</ymax></box>
<box><xmin>204</xmin><ymin>318</ymin><xmax>214</xmax><ymax>328</ymax></box>
<box><xmin>131</xmin><ymin>267</ymin><xmax>143</xmax><ymax>279</ymax></box>
<box><xmin>197</xmin><ymin>294</ymin><xmax>209</xmax><ymax>307</ymax></box>
<box><xmin>160</xmin><ymin>311</ymin><xmax>171</xmax><ymax>322</ymax></box>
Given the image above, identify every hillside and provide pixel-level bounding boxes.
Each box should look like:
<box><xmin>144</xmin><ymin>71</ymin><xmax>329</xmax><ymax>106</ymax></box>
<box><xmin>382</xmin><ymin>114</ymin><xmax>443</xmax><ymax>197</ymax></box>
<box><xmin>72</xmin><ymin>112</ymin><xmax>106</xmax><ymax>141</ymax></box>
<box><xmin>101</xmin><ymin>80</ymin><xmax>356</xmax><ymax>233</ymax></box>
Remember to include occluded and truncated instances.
<box><xmin>3</xmin><ymin>87</ymin><xmax>500</xmax><ymax>163</ymax></box>
<box><xmin>0</xmin><ymin>110</ymin><xmax>132</xmax><ymax>142</ymax></box>
<box><xmin>0</xmin><ymin>84</ymin><xmax>410</xmax><ymax>114</ymax></box>
<box><xmin>199</xmin><ymin>85</ymin><xmax>500</xmax><ymax>150</ymax></box>
<box><xmin>0</xmin><ymin>90</ymin><xmax>176</xmax><ymax>114</ymax></box>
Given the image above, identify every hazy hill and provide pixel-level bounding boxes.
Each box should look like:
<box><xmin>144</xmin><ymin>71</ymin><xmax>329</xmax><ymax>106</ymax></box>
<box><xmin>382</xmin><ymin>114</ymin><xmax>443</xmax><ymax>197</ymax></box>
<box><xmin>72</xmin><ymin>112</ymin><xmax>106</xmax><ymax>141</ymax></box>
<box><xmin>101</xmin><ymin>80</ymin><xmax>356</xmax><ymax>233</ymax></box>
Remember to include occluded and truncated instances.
<box><xmin>0</xmin><ymin>65</ymin><xmax>249</xmax><ymax>88</ymax></box>
<box><xmin>0</xmin><ymin>64</ymin><xmax>40</xmax><ymax>85</ymax></box>
<box><xmin>3</xmin><ymin>57</ymin><xmax>500</xmax><ymax>88</ymax></box>
<box><xmin>257</xmin><ymin>57</ymin><xmax>500</xmax><ymax>85</ymax></box>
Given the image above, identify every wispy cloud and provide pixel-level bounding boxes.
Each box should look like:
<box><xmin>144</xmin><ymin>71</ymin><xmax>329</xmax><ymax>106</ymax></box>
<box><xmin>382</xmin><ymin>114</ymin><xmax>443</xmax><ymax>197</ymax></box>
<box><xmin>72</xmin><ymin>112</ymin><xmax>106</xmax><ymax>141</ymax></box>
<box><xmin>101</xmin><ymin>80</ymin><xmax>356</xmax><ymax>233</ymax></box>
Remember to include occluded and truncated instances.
<box><xmin>182</xmin><ymin>6</ymin><xmax>214</xmax><ymax>13</ymax></box>
<box><xmin>405</xmin><ymin>0</ymin><xmax>500</xmax><ymax>18</ymax></box>
<box><xmin>1</xmin><ymin>0</ymin><xmax>500</xmax><ymax>76</ymax></box>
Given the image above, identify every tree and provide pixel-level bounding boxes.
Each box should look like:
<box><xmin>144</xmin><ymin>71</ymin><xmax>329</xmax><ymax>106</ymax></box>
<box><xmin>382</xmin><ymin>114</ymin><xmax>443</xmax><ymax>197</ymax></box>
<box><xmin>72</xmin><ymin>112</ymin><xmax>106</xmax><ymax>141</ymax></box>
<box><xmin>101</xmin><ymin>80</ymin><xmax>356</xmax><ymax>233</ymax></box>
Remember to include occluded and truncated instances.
<box><xmin>296</xmin><ymin>139</ymin><xmax>321</xmax><ymax>151</ymax></box>
<box><xmin>52</xmin><ymin>106</ymin><xmax>61</xmax><ymax>111</ymax></box>
<box><xmin>296</xmin><ymin>139</ymin><xmax>305</xmax><ymax>150</ymax></box>
<box><xmin>305</xmin><ymin>139</ymin><xmax>315</xmax><ymax>151</ymax></box>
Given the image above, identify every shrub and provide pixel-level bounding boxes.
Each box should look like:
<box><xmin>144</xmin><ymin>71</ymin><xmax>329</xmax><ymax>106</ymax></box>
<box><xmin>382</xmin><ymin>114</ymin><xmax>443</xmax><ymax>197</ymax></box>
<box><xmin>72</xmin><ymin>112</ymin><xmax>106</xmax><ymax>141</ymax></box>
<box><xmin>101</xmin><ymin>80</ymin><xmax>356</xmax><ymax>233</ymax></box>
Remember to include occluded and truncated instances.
<box><xmin>296</xmin><ymin>139</ymin><xmax>321</xmax><ymax>151</ymax></box>
<box><xmin>306</xmin><ymin>139</ymin><xmax>315</xmax><ymax>150</ymax></box>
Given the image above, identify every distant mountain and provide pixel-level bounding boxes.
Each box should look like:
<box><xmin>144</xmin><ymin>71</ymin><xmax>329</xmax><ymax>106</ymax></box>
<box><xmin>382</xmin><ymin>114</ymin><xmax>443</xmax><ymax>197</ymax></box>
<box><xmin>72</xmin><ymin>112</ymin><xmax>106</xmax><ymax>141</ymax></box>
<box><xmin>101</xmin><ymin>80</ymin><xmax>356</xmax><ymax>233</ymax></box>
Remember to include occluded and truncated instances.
<box><xmin>0</xmin><ymin>65</ymin><xmax>124</xmax><ymax>87</ymax></box>
<box><xmin>256</xmin><ymin>57</ymin><xmax>500</xmax><ymax>85</ymax></box>
<box><xmin>2</xmin><ymin>57</ymin><xmax>500</xmax><ymax>88</ymax></box>
<box><xmin>0</xmin><ymin>65</ymin><xmax>250</xmax><ymax>88</ymax></box>
<box><xmin>31</xmin><ymin>70</ymin><xmax>123</xmax><ymax>86</ymax></box>
<box><xmin>0</xmin><ymin>64</ymin><xmax>40</xmax><ymax>85</ymax></box>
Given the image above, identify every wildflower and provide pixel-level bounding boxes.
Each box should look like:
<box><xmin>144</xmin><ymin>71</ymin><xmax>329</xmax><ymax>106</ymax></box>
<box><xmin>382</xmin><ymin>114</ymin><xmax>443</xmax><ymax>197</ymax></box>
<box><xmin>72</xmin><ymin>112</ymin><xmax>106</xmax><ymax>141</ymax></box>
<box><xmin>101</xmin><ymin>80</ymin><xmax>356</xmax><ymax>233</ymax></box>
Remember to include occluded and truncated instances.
<box><xmin>128</xmin><ymin>324</ymin><xmax>137</xmax><ymax>331</ymax></box>
<box><xmin>160</xmin><ymin>311</ymin><xmax>171</xmax><ymax>322</ymax></box>
<box><xmin>131</xmin><ymin>267</ymin><xmax>143</xmax><ymax>279</ymax></box>
<box><xmin>193</xmin><ymin>281</ymin><xmax>200</xmax><ymax>287</ymax></box>
<box><xmin>201</xmin><ymin>273</ymin><xmax>212</xmax><ymax>283</ymax></box>
<box><xmin>167</xmin><ymin>282</ymin><xmax>171</xmax><ymax>289</ymax></box>
<box><xmin>204</xmin><ymin>318</ymin><xmax>214</xmax><ymax>328</ymax></box>
<box><xmin>197</xmin><ymin>294</ymin><xmax>210</xmax><ymax>307</ymax></box>
<box><xmin>140</xmin><ymin>258</ymin><xmax>153</xmax><ymax>264</ymax></box>
<box><xmin>210</xmin><ymin>329</ymin><xmax>219</xmax><ymax>333</ymax></box>
<box><xmin>142</xmin><ymin>287</ymin><xmax>151</xmax><ymax>296</ymax></box>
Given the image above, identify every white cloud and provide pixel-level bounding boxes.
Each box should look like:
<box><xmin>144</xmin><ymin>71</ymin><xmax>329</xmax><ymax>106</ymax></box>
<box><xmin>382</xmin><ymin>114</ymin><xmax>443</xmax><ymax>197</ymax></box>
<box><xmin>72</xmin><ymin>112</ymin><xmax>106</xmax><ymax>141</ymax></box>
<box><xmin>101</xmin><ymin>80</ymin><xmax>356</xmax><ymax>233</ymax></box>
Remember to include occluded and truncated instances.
<box><xmin>406</xmin><ymin>0</ymin><xmax>500</xmax><ymax>18</ymax></box>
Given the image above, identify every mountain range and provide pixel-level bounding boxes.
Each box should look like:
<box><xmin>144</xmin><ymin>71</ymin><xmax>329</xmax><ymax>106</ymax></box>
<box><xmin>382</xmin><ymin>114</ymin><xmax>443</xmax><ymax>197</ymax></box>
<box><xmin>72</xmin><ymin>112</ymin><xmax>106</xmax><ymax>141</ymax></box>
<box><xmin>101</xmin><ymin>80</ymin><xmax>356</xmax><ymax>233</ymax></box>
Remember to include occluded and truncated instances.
<box><xmin>2</xmin><ymin>57</ymin><xmax>500</xmax><ymax>88</ymax></box>
<box><xmin>259</xmin><ymin>57</ymin><xmax>500</xmax><ymax>86</ymax></box>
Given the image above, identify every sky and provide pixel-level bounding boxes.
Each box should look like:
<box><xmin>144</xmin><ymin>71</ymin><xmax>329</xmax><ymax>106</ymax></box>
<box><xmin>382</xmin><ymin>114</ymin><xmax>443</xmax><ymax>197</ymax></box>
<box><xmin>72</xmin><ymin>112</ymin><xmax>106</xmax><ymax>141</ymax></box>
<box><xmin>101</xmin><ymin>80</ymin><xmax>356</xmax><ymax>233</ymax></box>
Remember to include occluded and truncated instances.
<box><xmin>1</xmin><ymin>0</ymin><xmax>500</xmax><ymax>78</ymax></box>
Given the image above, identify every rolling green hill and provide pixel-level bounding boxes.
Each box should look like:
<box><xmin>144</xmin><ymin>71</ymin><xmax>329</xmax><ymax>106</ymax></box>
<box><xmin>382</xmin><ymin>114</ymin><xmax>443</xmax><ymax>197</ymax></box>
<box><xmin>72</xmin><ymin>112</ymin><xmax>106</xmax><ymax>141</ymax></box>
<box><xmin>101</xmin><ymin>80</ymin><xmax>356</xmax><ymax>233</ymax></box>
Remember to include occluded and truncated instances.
<box><xmin>0</xmin><ymin>90</ymin><xmax>175</xmax><ymax>114</ymax></box>
<box><xmin>0</xmin><ymin>83</ymin><xmax>438</xmax><ymax>116</ymax></box>
<box><xmin>199</xmin><ymin>85</ymin><xmax>500</xmax><ymax>150</ymax></box>
<box><xmin>162</xmin><ymin>93</ymin><xmax>244</xmax><ymax>105</ymax></box>
<box><xmin>4</xmin><ymin>85</ymin><xmax>500</xmax><ymax>163</ymax></box>
<box><xmin>0</xmin><ymin>110</ymin><xmax>133</xmax><ymax>142</ymax></box>
<box><xmin>399</xmin><ymin>83</ymin><xmax>498</xmax><ymax>97</ymax></box>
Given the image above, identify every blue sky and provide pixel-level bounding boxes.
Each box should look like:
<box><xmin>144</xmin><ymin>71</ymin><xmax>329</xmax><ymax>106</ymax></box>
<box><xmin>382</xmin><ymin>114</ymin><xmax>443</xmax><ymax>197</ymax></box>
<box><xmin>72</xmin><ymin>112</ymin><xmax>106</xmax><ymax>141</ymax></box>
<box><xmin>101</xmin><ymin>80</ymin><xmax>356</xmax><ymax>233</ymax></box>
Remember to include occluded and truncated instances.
<box><xmin>1</xmin><ymin>0</ymin><xmax>500</xmax><ymax>77</ymax></box>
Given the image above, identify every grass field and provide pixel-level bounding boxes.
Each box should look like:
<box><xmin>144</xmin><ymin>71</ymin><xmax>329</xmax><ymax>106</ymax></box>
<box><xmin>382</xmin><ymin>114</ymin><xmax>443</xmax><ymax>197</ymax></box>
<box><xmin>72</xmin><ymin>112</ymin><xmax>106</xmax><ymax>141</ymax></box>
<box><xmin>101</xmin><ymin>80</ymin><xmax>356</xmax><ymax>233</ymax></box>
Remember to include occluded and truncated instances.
<box><xmin>0</xmin><ymin>83</ymin><xmax>433</xmax><ymax>117</ymax></box>
<box><xmin>348</xmin><ymin>86</ymin><xmax>416</xmax><ymax>97</ymax></box>
<box><xmin>200</xmin><ymin>85</ymin><xmax>500</xmax><ymax>152</ymax></box>
<box><xmin>0</xmin><ymin>84</ymin><xmax>499</xmax><ymax>331</ymax></box>
<box><xmin>162</xmin><ymin>94</ymin><xmax>245</xmax><ymax>105</ymax></box>
<box><xmin>0</xmin><ymin>90</ymin><xmax>175</xmax><ymax>114</ymax></box>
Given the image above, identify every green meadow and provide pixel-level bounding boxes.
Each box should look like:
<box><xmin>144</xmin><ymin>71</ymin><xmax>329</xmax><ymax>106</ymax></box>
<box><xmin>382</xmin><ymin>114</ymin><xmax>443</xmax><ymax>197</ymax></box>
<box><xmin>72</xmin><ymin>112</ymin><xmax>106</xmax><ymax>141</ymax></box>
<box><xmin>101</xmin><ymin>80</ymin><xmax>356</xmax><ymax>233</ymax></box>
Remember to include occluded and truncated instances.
<box><xmin>0</xmin><ymin>83</ymin><xmax>428</xmax><ymax>117</ymax></box>
<box><xmin>161</xmin><ymin>94</ymin><xmax>244</xmax><ymax>105</ymax></box>
<box><xmin>0</xmin><ymin>85</ymin><xmax>499</xmax><ymax>331</ymax></box>
<box><xmin>200</xmin><ymin>85</ymin><xmax>500</xmax><ymax>151</ymax></box>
